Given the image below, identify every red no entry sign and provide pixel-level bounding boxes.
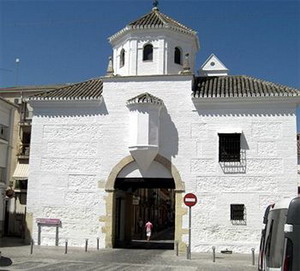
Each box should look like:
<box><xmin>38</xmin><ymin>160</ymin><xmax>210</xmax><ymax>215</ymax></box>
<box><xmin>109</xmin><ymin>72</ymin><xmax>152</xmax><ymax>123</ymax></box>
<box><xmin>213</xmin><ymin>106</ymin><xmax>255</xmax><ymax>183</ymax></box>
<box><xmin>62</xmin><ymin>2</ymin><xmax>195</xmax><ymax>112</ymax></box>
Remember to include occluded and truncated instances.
<box><xmin>184</xmin><ymin>193</ymin><xmax>197</xmax><ymax>207</ymax></box>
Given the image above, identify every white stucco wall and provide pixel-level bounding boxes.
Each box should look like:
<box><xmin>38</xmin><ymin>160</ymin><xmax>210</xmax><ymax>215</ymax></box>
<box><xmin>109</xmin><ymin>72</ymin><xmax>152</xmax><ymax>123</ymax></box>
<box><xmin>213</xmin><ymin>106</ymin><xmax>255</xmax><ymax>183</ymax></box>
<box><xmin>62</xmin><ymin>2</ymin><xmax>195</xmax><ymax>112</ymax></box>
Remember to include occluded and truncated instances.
<box><xmin>112</xmin><ymin>30</ymin><xmax>198</xmax><ymax>76</ymax></box>
<box><xmin>28</xmin><ymin>75</ymin><xmax>298</xmax><ymax>252</ymax></box>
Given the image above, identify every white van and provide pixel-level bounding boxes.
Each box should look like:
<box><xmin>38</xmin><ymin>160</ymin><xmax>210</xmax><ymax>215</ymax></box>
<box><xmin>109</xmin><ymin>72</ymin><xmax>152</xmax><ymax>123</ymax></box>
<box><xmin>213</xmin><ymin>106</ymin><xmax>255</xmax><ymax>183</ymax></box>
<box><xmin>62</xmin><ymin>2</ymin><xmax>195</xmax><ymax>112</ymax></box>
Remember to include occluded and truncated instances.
<box><xmin>281</xmin><ymin>197</ymin><xmax>300</xmax><ymax>271</ymax></box>
<box><xmin>258</xmin><ymin>197</ymin><xmax>300</xmax><ymax>271</ymax></box>
<box><xmin>258</xmin><ymin>204</ymin><xmax>273</xmax><ymax>271</ymax></box>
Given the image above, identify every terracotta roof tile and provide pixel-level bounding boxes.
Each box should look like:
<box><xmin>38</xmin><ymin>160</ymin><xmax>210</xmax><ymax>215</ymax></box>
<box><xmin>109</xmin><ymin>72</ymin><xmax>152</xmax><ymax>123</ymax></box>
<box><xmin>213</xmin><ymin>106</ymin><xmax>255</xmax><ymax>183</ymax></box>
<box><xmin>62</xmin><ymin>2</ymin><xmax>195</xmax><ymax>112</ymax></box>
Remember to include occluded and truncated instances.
<box><xmin>0</xmin><ymin>85</ymin><xmax>65</xmax><ymax>93</ymax></box>
<box><xmin>193</xmin><ymin>76</ymin><xmax>300</xmax><ymax>98</ymax></box>
<box><xmin>128</xmin><ymin>9</ymin><xmax>196</xmax><ymax>33</ymax></box>
<box><xmin>30</xmin><ymin>79</ymin><xmax>103</xmax><ymax>101</ymax></box>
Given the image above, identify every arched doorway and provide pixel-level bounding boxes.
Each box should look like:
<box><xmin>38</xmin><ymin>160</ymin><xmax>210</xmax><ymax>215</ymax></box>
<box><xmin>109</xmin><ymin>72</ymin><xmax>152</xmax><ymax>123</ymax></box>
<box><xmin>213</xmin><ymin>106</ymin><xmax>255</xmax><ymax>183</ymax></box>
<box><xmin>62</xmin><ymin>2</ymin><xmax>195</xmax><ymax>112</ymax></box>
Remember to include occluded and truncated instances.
<box><xmin>114</xmin><ymin>176</ymin><xmax>175</xmax><ymax>248</ymax></box>
<box><xmin>104</xmin><ymin>154</ymin><xmax>185</xmax><ymax>249</ymax></box>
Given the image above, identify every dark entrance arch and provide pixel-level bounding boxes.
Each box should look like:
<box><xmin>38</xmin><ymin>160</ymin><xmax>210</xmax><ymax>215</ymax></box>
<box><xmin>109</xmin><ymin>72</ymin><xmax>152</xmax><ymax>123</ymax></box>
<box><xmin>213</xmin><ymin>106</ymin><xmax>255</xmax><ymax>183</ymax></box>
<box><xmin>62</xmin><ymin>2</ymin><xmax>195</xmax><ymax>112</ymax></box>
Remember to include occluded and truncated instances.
<box><xmin>104</xmin><ymin>154</ymin><xmax>185</xmax><ymax>250</ymax></box>
<box><xmin>114</xmin><ymin>177</ymin><xmax>175</xmax><ymax>249</ymax></box>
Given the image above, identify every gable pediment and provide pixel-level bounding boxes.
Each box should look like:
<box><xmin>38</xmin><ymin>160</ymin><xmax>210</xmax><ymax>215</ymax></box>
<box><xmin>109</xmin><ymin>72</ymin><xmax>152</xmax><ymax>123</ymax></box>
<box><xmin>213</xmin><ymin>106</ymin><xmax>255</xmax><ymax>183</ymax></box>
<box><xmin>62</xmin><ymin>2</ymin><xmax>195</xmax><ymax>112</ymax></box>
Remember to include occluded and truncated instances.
<box><xmin>199</xmin><ymin>54</ymin><xmax>229</xmax><ymax>76</ymax></box>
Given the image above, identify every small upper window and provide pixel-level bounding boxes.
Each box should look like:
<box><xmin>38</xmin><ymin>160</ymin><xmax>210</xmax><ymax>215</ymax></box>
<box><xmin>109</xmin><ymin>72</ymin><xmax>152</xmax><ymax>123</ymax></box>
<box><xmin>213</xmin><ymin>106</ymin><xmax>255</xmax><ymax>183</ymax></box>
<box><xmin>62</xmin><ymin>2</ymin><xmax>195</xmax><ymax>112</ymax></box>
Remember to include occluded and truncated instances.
<box><xmin>174</xmin><ymin>47</ymin><xmax>182</xmax><ymax>65</ymax></box>
<box><xmin>143</xmin><ymin>44</ymin><xmax>153</xmax><ymax>61</ymax></box>
<box><xmin>0</xmin><ymin>125</ymin><xmax>8</xmax><ymax>141</ymax></box>
<box><xmin>219</xmin><ymin>133</ymin><xmax>241</xmax><ymax>162</ymax></box>
<box><xmin>231</xmin><ymin>204</ymin><xmax>245</xmax><ymax>221</ymax></box>
<box><xmin>120</xmin><ymin>49</ymin><xmax>125</xmax><ymax>68</ymax></box>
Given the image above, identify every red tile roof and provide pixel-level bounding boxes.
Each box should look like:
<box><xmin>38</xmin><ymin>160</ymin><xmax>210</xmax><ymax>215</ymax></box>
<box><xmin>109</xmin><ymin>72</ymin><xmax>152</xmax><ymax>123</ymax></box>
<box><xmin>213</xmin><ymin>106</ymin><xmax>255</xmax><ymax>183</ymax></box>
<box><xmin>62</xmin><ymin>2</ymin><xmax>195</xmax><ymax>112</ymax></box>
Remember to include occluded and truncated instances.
<box><xmin>128</xmin><ymin>8</ymin><xmax>196</xmax><ymax>33</ymax></box>
<box><xmin>30</xmin><ymin>79</ymin><xmax>102</xmax><ymax>101</ymax></box>
<box><xmin>193</xmin><ymin>76</ymin><xmax>300</xmax><ymax>98</ymax></box>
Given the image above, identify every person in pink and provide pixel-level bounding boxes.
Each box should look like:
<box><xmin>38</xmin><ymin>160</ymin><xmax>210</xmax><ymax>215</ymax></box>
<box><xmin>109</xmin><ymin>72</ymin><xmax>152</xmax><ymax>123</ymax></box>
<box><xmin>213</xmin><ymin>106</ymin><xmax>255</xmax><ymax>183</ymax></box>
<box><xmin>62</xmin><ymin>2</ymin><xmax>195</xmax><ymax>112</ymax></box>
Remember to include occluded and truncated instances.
<box><xmin>145</xmin><ymin>221</ymin><xmax>153</xmax><ymax>241</ymax></box>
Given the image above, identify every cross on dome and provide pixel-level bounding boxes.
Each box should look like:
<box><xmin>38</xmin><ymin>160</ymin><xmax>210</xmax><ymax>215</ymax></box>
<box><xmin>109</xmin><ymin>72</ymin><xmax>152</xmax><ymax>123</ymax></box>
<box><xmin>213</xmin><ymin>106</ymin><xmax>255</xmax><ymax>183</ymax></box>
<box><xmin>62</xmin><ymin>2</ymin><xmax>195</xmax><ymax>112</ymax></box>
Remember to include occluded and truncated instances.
<box><xmin>153</xmin><ymin>0</ymin><xmax>159</xmax><ymax>9</ymax></box>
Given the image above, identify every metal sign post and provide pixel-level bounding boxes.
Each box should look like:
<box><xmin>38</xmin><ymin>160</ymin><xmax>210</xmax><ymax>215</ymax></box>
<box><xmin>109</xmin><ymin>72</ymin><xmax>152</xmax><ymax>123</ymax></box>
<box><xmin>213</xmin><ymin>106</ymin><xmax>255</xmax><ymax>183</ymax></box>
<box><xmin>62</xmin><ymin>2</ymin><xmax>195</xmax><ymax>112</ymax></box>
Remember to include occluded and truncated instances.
<box><xmin>183</xmin><ymin>193</ymin><xmax>197</xmax><ymax>260</ymax></box>
<box><xmin>188</xmin><ymin>206</ymin><xmax>192</xmax><ymax>259</ymax></box>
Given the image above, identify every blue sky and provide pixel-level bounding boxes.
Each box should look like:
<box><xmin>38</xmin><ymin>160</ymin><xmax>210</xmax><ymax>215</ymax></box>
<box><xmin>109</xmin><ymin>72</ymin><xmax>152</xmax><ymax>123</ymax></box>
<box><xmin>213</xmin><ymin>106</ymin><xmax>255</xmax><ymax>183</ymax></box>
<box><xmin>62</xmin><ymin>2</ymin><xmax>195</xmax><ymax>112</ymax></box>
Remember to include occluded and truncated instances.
<box><xmin>0</xmin><ymin>0</ymin><xmax>299</xmax><ymax>89</ymax></box>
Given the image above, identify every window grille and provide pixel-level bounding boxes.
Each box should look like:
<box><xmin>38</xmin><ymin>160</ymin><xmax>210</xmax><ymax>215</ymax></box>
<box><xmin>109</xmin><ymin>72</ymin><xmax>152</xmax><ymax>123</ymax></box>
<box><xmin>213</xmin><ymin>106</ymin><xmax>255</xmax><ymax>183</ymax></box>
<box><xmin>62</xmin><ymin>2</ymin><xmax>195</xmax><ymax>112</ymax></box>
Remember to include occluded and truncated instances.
<box><xmin>143</xmin><ymin>44</ymin><xmax>153</xmax><ymax>61</ymax></box>
<box><xmin>219</xmin><ymin>133</ymin><xmax>241</xmax><ymax>162</ymax></box>
<box><xmin>230</xmin><ymin>204</ymin><xmax>245</xmax><ymax>220</ymax></box>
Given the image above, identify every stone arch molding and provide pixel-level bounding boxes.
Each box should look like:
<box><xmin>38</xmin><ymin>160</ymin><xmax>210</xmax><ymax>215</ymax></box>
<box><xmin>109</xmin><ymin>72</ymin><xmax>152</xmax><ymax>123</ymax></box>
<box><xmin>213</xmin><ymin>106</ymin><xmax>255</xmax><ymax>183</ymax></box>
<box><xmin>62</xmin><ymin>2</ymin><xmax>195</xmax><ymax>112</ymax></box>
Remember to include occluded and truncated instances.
<box><xmin>103</xmin><ymin>154</ymin><xmax>186</xmax><ymax>249</ymax></box>
<box><xmin>105</xmin><ymin>154</ymin><xmax>185</xmax><ymax>192</ymax></box>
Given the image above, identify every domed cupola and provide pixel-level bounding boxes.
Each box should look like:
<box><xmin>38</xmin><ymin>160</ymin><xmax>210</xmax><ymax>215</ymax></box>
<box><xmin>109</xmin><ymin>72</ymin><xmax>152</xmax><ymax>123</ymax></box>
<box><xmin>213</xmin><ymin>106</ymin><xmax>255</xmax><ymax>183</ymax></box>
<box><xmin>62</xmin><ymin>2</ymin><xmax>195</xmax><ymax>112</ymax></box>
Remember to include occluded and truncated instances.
<box><xmin>108</xmin><ymin>1</ymin><xmax>200</xmax><ymax>76</ymax></box>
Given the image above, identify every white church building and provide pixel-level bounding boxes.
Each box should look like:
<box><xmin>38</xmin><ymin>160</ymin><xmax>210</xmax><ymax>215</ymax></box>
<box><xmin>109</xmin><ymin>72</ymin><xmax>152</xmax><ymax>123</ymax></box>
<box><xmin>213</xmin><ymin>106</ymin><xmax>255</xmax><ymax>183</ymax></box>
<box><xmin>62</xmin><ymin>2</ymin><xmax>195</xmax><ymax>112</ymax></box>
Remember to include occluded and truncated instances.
<box><xmin>25</xmin><ymin>4</ymin><xmax>300</xmax><ymax>252</ymax></box>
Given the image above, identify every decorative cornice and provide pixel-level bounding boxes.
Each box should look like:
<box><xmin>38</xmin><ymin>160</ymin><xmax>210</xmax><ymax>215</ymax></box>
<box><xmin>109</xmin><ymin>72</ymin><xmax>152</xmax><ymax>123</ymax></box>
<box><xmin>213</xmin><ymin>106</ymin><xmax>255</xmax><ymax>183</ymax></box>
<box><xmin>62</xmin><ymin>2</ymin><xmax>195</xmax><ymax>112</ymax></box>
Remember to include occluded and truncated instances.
<box><xmin>109</xmin><ymin>25</ymin><xmax>198</xmax><ymax>45</ymax></box>
<box><xmin>127</xmin><ymin>92</ymin><xmax>164</xmax><ymax>106</ymax></box>
<box><xmin>29</xmin><ymin>97</ymin><xmax>103</xmax><ymax>108</ymax></box>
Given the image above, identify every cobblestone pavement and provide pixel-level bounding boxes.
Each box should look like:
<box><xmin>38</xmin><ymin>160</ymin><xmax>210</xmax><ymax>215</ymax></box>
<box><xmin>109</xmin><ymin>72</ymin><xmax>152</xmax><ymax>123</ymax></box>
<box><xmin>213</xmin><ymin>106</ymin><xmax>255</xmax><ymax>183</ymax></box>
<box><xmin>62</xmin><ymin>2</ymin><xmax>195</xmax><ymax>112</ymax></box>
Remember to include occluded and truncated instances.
<box><xmin>0</xmin><ymin>239</ymin><xmax>257</xmax><ymax>271</ymax></box>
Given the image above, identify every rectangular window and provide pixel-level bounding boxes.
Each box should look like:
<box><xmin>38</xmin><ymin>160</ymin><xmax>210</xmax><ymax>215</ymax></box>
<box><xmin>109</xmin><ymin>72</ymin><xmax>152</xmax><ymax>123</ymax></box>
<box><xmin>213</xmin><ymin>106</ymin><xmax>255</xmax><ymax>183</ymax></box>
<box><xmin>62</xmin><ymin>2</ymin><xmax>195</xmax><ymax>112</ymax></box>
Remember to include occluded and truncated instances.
<box><xmin>15</xmin><ymin>179</ymin><xmax>28</xmax><ymax>190</ymax></box>
<box><xmin>231</xmin><ymin>204</ymin><xmax>245</xmax><ymax>220</ymax></box>
<box><xmin>0</xmin><ymin>125</ymin><xmax>9</xmax><ymax>141</ymax></box>
<box><xmin>219</xmin><ymin>133</ymin><xmax>241</xmax><ymax>162</ymax></box>
<box><xmin>0</xmin><ymin>167</ymin><xmax>5</xmax><ymax>183</ymax></box>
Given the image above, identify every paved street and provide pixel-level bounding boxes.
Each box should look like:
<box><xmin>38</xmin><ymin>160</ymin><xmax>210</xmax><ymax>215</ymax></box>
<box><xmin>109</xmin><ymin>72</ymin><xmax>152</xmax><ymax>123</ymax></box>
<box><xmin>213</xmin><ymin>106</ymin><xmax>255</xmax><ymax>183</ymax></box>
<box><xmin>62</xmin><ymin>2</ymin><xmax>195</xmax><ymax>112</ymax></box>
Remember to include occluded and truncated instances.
<box><xmin>0</xmin><ymin>239</ymin><xmax>257</xmax><ymax>271</ymax></box>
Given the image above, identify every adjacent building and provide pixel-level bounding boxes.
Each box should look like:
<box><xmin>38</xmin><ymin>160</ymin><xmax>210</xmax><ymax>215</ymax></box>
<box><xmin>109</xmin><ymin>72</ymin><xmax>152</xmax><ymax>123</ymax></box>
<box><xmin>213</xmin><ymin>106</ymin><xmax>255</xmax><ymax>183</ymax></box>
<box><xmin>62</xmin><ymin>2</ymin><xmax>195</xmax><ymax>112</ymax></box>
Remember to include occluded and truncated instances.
<box><xmin>0</xmin><ymin>85</ymin><xmax>63</xmax><ymax>237</ymax></box>
<box><xmin>0</xmin><ymin>97</ymin><xmax>17</xmax><ymax>236</ymax></box>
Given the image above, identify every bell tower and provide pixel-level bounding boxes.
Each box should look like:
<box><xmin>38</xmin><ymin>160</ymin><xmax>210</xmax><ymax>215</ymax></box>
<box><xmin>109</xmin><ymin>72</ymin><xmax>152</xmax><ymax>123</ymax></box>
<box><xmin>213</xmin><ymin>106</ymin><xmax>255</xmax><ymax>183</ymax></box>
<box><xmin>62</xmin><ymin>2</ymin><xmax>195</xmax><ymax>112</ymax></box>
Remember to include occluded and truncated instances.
<box><xmin>108</xmin><ymin>3</ymin><xmax>200</xmax><ymax>76</ymax></box>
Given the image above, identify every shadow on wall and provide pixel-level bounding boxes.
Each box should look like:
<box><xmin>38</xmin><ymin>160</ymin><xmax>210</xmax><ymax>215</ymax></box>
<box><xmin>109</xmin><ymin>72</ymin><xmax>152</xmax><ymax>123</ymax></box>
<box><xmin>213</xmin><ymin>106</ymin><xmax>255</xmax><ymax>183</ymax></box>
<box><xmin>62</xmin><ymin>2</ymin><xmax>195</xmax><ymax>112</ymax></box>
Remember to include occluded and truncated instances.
<box><xmin>0</xmin><ymin>222</ymin><xmax>32</xmax><ymax>248</ymax></box>
<box><xmin>1</xmin><ymin>194</ymin><xmax>32</xmax><ymax>247</ymax></box>
<box><xmin>34</xmin><ymin>97</ymin><xmax>109</xmax><ymax>118</ymax></box>
<box><xmin>191</xmin><ymin>102</ymin><xmax>295</xmax><ymax>117</ymax></box>
<box><xmin>159</xmin><ymin>107</ymin><xmax>179</xmax><ymax>159</ymax></box>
